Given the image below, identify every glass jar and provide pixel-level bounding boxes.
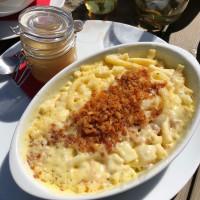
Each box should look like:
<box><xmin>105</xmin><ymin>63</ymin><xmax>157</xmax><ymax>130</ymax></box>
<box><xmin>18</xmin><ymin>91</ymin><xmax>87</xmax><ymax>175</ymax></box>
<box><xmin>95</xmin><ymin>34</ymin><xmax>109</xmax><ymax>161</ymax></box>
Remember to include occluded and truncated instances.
<box><xmin>17</xmin><ymin>6</ymin><xmax>83</xmax><ymax>83</ymax></box>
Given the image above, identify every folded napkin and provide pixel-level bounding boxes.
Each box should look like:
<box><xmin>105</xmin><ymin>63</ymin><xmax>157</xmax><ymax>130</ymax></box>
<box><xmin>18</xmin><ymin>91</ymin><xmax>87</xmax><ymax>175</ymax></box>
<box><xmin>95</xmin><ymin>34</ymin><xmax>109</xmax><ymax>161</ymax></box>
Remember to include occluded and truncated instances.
<box><xmin>21</xmin><ymin>74</ymin><xmax>45</xmax><ymax>99</ymax></box>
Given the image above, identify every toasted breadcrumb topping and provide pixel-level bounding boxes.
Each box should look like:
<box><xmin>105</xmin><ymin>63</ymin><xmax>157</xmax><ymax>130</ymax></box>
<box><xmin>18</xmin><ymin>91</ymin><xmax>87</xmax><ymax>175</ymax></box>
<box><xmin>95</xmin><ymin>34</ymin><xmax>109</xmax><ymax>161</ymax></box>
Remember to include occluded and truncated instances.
<box><xmin>44</xmin><ymin>68</ymin><xmax>166</xmax><ymax>153</ymax></box>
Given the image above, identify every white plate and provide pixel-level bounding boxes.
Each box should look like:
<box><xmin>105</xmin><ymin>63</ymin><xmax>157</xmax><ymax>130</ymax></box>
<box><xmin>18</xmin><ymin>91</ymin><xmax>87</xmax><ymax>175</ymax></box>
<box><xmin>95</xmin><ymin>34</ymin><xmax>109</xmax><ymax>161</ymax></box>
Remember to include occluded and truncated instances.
<box><xmin>0</xmin><ymin>20</ymin><xmax>199</xmax><ymax>200</ymax></box>
<box><xmin>0</xmin><ymin>0</ymin><xmax>34</xmax><ymax>17</ymax></box>
<box><xmin>0</xmin><ymin>0</ymin><xmax>65</xmax><ymax>40</ymax></box>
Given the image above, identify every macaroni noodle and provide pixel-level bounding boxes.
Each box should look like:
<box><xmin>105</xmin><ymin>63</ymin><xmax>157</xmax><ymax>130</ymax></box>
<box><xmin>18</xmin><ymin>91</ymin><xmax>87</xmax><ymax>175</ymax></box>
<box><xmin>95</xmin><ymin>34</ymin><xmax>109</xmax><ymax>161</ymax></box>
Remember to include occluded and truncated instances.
<box><xmin>24</xmin><ymin>49</ymin><xmax>194</xmax><ymax>194</ymax></box>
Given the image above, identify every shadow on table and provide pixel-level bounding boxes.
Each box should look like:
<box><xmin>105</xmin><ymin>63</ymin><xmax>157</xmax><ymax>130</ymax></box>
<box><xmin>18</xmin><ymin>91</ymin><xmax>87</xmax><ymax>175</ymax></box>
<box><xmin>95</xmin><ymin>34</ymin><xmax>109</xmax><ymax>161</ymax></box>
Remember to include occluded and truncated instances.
<box><xmin>103</xmin><ymin>22</ymin><xmax>164</xmax><ymax>48</ymax></box>
<box><xmin>0</xmin><ymin>154</ymin><xmax>40</xmax><ymax>200</ymax></box>
<box><xmin>0</xmin><ymin>37</ymin><xmax>20</xmax><ymax>55</ymax></box>
<box><xmin>0</xmin><ymin>76</ymin><xmax>30</xmax><ymax>122</ymax></box>
<box><xmin>0</xmin><ymin>152</ymin><xmax>168</xmax><ymax>200</ymax></box>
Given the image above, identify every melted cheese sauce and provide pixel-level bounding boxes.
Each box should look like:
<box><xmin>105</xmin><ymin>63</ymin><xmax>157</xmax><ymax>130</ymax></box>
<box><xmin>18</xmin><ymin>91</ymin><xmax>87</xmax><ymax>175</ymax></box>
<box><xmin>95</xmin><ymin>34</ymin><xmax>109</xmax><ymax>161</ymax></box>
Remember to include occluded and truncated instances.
<box><xmin>23</xmin><ymin>51</ymin><xmax>194</xmax><ymax>194</ymax></box>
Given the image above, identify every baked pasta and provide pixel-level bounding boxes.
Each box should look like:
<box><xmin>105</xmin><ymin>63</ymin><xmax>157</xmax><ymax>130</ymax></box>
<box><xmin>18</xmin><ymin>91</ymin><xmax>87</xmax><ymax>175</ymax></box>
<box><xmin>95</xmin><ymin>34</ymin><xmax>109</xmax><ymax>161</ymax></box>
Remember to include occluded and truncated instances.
<box><xmin>24</xmin><ymin>49</ymin><xmax>194</xmax><ymax>194</ymax></box>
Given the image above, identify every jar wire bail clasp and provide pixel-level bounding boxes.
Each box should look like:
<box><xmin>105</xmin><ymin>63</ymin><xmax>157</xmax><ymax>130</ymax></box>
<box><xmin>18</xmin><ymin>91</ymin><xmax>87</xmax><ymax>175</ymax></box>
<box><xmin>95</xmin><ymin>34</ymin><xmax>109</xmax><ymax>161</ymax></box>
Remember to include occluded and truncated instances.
<box><xmin>9</xmin><ymin>26</ymin><xmax>32</xmax><ymax>87</ymax></box>
<box><xmin>11</xmin><ymin>51</ymin><xmax>31</xmax><ymax>87</ymax></box>
<box><xmin>74</xmin><ymin>20</ymin><xmax>83</xmax><ymax>33</ymax></box>
<box><xmin>9</xmin><ymin>25</ymin><xmax>21</xmax><ymax>35</ymax></box>
<box><xmin>10</xmin><ymin>25</ymin><xmax>65</xmax><ymax>39</ymax></box>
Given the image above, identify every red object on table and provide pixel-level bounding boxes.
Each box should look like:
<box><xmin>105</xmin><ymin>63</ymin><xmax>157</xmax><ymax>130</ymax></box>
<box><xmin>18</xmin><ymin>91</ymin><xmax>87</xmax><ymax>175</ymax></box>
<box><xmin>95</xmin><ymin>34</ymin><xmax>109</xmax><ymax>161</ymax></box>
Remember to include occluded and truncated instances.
<box><xmin>12</xmin><ymin>58</ymin><xmax>45</xmax><ymax>99</ymax></box>
<box><xmin>37</xmin><ymin>0</ymin><xmax>50</xmax><ymax>6</ymax></box>
<box><xmin>20</xmin><ymin>73</ymin><xmax>45</xmax><ymax>99</ymax></box>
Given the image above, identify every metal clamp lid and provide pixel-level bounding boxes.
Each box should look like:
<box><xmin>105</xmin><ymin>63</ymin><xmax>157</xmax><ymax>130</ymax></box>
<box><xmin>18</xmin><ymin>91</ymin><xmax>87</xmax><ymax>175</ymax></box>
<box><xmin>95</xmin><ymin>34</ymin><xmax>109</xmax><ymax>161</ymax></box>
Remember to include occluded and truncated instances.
<box><xmin>10</xmin><ymin>6</ymin><xmax>83</xmax><ymax>40</ymax></box>
<box><xmin>11</xmin><ymin>51</ymin><xmax>31</xmax><ymax>87</ymax></box>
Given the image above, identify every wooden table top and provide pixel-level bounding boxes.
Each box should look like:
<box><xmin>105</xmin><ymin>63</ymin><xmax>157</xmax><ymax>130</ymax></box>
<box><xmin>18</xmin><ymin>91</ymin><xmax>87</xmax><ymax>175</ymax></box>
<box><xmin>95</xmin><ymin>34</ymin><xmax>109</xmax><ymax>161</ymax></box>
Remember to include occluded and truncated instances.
<box><xmin>0</xmin><ymin>0</ymin><xmax>199</xmax><ymax>199</ymax></box>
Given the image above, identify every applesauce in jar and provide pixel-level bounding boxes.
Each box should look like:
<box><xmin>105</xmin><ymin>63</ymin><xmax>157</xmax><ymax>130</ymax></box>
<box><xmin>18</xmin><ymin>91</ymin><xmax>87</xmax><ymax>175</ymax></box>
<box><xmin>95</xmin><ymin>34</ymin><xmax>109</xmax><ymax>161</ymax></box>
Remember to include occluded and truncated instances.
<box><xmin>18</xmin><ymin>6</ymin><xmax>82</xmax><ymax>82</ymax></box>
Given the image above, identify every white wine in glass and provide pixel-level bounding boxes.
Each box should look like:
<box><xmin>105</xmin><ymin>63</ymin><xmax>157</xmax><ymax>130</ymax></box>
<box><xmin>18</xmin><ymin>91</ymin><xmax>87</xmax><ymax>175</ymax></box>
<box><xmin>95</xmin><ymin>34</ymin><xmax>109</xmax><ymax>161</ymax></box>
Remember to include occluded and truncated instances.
<box><xmin>135</xmin><ymin>0</ymin><xmax>189</xmax><ymax>31</ymax></box>
<box><xmin>85</xmin><ymin>0</ymin><xmax>118</xmax><ymax>15</ymax></box>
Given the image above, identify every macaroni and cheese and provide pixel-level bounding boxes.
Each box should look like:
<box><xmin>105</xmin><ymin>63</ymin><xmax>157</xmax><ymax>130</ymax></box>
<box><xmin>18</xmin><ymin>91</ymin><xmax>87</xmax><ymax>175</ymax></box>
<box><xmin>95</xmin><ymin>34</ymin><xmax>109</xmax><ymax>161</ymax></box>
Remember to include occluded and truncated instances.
<box><xmin>24</xmin><ymin>49</ymin><xmax>194</xmax><ymax>194</ymax></box>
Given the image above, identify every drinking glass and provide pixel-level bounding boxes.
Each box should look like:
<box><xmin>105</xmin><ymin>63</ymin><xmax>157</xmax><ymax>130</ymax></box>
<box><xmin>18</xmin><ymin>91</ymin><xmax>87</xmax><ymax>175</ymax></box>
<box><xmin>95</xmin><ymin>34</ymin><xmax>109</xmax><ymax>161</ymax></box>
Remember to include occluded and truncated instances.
<box><xmin>84</xmin><ymin>0</ymin><xmax>118</xmax><ymax>15</ymax></box>
<box><xmin>134</xmin><ymin>0</ymin><xmax>189</xmax><ymax>32</ymax></box>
